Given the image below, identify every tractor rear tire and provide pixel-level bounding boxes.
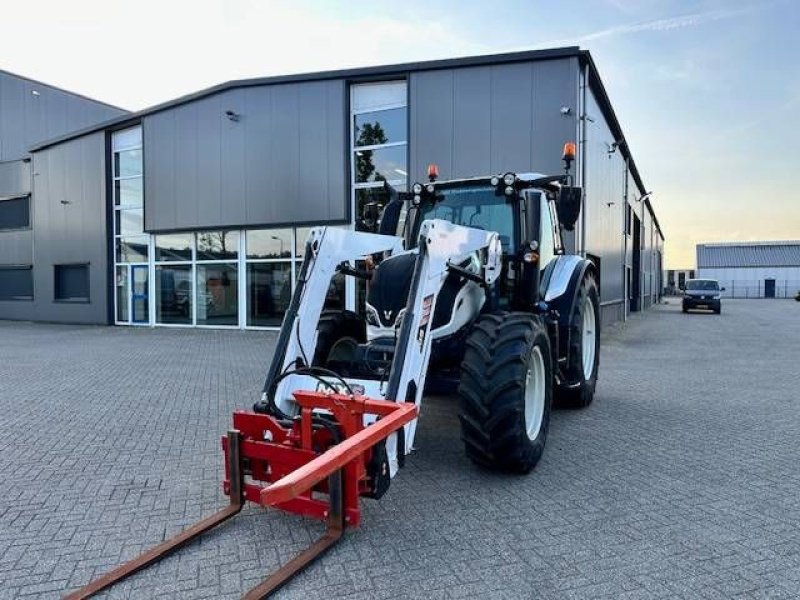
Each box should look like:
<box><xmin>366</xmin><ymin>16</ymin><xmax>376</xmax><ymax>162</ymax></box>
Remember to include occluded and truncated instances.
<box><xmin>458</xmin><ymin>312</ymin><xmax>553</xmax><ymax>474</ymax></box>
<box><xmin>555</xmin><ymin>274</ymin><xmax>600</xmax><ymax>409</ymax></box>
<box><xmin>313</xmin><ymin>310</ymin><xmax>366</xmax><ymax>367</ymax></box>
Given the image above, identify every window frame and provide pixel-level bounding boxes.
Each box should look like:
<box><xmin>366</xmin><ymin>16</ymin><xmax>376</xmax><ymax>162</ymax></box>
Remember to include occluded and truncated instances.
<box><xmin>0</xmin><ymin>265</ymin><xmax>34</xmax><ymax>301</ymax></box>
<box><xmin>53</xmin><ymin>263</ymin><xmax>90</xmax><ymax>303</ymax></box>
<box><xmin>0</xmin><ymin>195</ymin><xmax>31</xmax><ymax>232</ymax></box>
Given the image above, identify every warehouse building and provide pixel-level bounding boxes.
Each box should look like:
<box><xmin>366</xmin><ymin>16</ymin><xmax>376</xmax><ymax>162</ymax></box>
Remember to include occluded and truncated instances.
<box><xmin>0</xmin><ymin>47</ymin><xmax>664</xmax><ymax>329</ymax></box>
<box><xmin>664</xmin><ymin>268</ymin><xmax>695</xmax><ymax>295</ymax></box>
<box><xmin>697</xmin><ymin>241</ymin><xmax>800</xmax><ymax>298</ymax></box>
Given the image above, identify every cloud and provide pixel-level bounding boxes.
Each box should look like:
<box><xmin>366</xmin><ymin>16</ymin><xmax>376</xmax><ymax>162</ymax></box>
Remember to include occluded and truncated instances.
<box><xmin>536</xmin><ymin>5</ymin><xmax>759</xmax><ymax>47</ymax></box>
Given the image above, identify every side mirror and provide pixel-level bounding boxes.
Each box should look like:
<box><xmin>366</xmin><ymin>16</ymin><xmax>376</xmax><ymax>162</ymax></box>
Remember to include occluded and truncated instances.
<box><xmin>556</xmin><ymin>186</ymin><xmax>582</xmax><ymax>231</ymax></box>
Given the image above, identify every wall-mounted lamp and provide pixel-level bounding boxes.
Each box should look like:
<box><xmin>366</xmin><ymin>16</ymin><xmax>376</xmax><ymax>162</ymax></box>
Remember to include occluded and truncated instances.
<box><xmin>637</xmin><ymin>191</ymin><xmax>653</xmax><ymax>203</ymax></box>
<box><xmin>560</xmin><ymin>106</ymin><xmax>572</xmax><ymax>116</ymax></box>
<box><xmin>606</xmin><ymin>202</ymin><xmax>616</xmax><ymax>207</ymax></box>
<box><xmin>31</xmin><ymin>90</ymin><xmax>40</xmax><ymax>97</ymax></box>
<box><xmin>606</xmin><ymin>141</ymin><xmax>622</xmax><ymax>156</ymax></box>
<box><xmin>225</xmin><ymin>110</ymin><xmax>240</xmax><ymax>122</ymax></box>
<box><xmin>60</xmin><ymin>199</ymin><xmax>71</xmax><ymax>205</ymax></box>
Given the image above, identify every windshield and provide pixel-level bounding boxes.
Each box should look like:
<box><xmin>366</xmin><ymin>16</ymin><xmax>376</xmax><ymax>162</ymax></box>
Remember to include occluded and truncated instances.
<box><xmin>416</xmin><ymin>187</ymin><xmax>516</xmax><ymax>252</ymax></box>
<box><xmin>686</xmin><ymin>279</ymin><xmax>719</xmax><ymax>291</ymax></box>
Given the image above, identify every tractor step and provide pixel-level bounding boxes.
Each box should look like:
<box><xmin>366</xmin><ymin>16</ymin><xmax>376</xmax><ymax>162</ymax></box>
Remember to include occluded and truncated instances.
<box><xmin>64</xmin><ymin>392</ymin><xmax>417</xmax><ymax>600</ymax></box>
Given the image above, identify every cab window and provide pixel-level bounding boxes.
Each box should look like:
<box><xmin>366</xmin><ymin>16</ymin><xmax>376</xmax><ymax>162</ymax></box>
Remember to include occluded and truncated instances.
<box><xmin>417</xmin><ymin>187</ymin><xmax>516</xmax><ymax>252</ymax></box>
<box><xmin>538</xmin><ymin>193</ymin><xmax>559</xmax><ymax>270</ymax></box>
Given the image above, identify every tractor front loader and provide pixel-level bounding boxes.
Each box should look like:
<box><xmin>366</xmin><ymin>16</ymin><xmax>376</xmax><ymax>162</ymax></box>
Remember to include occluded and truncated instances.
<box><xmin>67</xmin><ymin>143</ymin><xmax>600</xmax><ymax>599</ymax></box>
<box><xmin>66</xmin><ymin>222</ymin><xmax>504</xmax><ymax>599</ymax></box>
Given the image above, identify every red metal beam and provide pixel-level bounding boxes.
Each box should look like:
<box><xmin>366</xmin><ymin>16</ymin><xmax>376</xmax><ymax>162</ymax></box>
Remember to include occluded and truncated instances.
<box><xmin>260</xmin><ymin>401</ymin><xmax>417</xmax><ymax>507</ymax></box>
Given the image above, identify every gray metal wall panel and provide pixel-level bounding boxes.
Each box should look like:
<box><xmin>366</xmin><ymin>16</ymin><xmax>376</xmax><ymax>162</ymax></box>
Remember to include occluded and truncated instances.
<box><xmin>243</xmin><ymin>86</ymin><xmax>272</xmax><ymax>224</ymax></box>
<box><xmin>452</xmin><ymin>68</ymin><xmax>491</xmax><ymax>176</ymax></box>
<box><xmin>411</xmin><ymin>70</ymin><xmax>454</xmax><ymax>177</ymax></box>
<box><xmin>144</xmin><ymin>80</ymin><xmax>347</xmax><ymax>232</ymax></box>
<box><xmin>221</xmin><ymin>89</ymin><xmax>247</xmax><ymax>227</ymax></box>
<box><xmin>23</xmin><ymin>133</ymin><xmax>107</xmax><ymax>324</ymax></box>
<box><xmin>410</xmin><ymin>58</ymin><xmax>578</xmax><ymax>181</ymax></box>
<box><xmin>0</xmin><ymin>71</ymin><xmax>125</xmax><ymax>161</ymax></box>
<box><xmin>0</xmin><ymin>230</ymin><xmax>33</xmax><ymax>264</ymax></box>
<box><xmin>489</xmin><ymin>63</ymin><xmax>533</xmax><ymax>173</ymax></box>
<box><xmin>582</xmin><ymin>87</ymin><xmax>625</xmax><ymax>304</ymax></box>
<box><xmin>269</xmin><ymin>85</ymin><xmax>300</xmax><ymax>224</ymax></box>
<box><xmin>531</xmin><ymin>59</ymin><xmax>579</xmax><ymax>175</ymax></box>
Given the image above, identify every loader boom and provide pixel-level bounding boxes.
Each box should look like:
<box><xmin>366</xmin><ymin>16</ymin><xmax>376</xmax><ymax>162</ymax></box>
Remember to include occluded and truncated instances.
<box><xmin>66</xmin><ymin>219</ymin><xmax>504</xmax><ymax>599</ymax></box>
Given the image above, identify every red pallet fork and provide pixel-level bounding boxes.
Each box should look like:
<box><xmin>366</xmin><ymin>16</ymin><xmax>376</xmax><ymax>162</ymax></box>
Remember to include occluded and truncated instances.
<box><xmin>64</xmin><ymin>390</ymin><xmax>417</xmax><ymax>600</ymax></box>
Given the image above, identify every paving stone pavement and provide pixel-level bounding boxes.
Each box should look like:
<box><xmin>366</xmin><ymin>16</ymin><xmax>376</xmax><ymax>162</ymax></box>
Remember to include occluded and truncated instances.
<box><xmin>1</xmin><ymin>299</ymin><xmax>800</xmax><ymax>599</ymax></box>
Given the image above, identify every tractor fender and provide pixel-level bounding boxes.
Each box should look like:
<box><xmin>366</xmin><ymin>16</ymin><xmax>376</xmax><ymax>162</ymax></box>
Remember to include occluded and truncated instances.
<box><xmin>542</xmin><ymin>255</ymin><xmax>598</xmax><ymax>328</ymax></box>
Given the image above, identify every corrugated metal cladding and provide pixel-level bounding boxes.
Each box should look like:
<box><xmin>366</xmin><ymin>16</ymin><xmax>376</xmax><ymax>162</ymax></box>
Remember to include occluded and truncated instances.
<box><xmin>582</xmin><ymin>83</ymin><xmax>626</xmax><ymax>306</ymax></box>
<box><xmin>28</xmin><ymin>133</ymin><xmax>108</xmax><ymax>323</ymax></box>
<box><xmin>143</xmin><ymin>79</ymin><xmax>347</xmax><ymax>232</ymax></box>
<box><xmin>409</xmin><ymin>58</ymin><xmax>578</xmax><ymax>180</ymax></box>
<box><xmin>697</xmin><ymin>242</ymin><xmax>800</xmax><ymax>268</ymax></box>
<box><xmin>0</xmin><ymin>71</ymin><xmax>125</xmax><ymax>161</ymax></box>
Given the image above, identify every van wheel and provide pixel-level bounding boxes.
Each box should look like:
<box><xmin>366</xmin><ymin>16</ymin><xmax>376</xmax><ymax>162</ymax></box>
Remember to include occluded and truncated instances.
<box><xmin>458</xmin><ymin>312</ymin><xmax>553</xmax><ymax>474</ymax></box>
<box><xmin>555</xmin><ymin>274</ymin><xmax>600</xmax><ymax>409</ymax></box>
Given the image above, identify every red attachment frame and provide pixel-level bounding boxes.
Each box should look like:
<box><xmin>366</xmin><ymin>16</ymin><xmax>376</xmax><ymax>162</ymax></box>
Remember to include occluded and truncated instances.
<box><xmin>222</xmin><ymin>391</ymin><xmax>417</xmax><ymax>527</ymax></box>
<box><xmin>66</xmin><ymin>391</ymin><xmax>417</xmax><ymax>599</ymax></box>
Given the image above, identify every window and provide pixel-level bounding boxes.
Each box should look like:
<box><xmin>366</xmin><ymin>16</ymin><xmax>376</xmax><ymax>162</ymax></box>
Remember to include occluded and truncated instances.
<box><xmin>54</xmin><ymin>264</ymin><xmax>89</xmax><ymax>302</ymax></box>
<box><xmin>196</xmin><ymin>230</ymin><xmax>239</xmax><ymax>261</ymax></box>
<box><xmin>155</xmin><ymin>234</ymin><xmax>192</xmax><ymax>262</ymax></box>
<box><xmin>538</xmin><ymin>193</ymin><xmax>557</xmax><ymax>270</ymax></box>
<box><xmin>0</xmin><ymin>266</ymin><xmax>33</xmax><ymax>300</ymax></box>
<box><xmin>246</xmin><ymin>228</ymin><xmax>295</xmax><ymax>327</ymax></box>
<box><xmin>112</xmin><ymin>127</ymin><xmax>148</xmax><ymax>325</ymax></box>
<box><xmin>197</xmin><ymin>263</ymin><xmax>238</xmax><ymax>326</ymax></box>
<box><xmin>351</xmin><ymin>82</ymin><xmax>407</xmax><ymax>234</ymax></box>
<box><xmin>0</xmin><ymin>196</ymin><xmax>30</xmax><ymax>230</ymax></box>
<box><xmin>155</xmin><ymin>264</ymin><xmax>192</xmax><ymax>324</ymax></box>
<box><xmin>418</xmin><ymin>187</ymin><xmax>516</xmax><ymax>251</ymax></box>
<box><xmin>247</xmin><ymin>229</ymin><xmax>292</xmax><ymax>260</ymax></box>
<box><xmin>247</xmin><ymin>262</ymin><xmax>292</xmax><ymax>326</ymax></box>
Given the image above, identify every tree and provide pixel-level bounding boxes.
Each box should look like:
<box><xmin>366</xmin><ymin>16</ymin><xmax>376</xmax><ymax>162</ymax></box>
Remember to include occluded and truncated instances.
<box><xmin>355</xmin><ymin>122</ymin><xmax>388</xmax><ymax>183</ymax></box>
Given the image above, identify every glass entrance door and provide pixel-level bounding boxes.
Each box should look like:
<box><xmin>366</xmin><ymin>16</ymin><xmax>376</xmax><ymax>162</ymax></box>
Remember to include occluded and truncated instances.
<box><xmin>131</xmin><ymin>265</ymin><xmax>149</xmax><ymax>323</ymax></box>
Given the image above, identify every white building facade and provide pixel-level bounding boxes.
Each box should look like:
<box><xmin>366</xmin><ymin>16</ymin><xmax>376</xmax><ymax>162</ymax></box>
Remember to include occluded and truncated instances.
<box><xmin>696</xmin><ymin>241</ymin><xmax>800</xmax><ymax>299</ymax></box>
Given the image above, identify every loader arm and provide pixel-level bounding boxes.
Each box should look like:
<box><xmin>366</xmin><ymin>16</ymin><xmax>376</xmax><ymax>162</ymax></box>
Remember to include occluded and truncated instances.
<box><xmin>264</xmin><ymin>220</ymin><xmax>502</xmax><ymax>473</ymax></box>
<box><xmin>66</xmin><ymin>220</ymin><xmax>503</xmax><ymax>600</ymax></box>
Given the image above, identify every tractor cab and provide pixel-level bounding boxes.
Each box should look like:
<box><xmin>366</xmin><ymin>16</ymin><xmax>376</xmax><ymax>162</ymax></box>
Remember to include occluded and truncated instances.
<box><xmin>365</xmin><ymin>163</ymin><xmax>583</xmax><ymax>354</ymax></box>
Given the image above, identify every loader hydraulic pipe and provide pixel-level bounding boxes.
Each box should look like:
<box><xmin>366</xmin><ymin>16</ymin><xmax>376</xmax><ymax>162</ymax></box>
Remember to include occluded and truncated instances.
<box><xmin>259</xmin><ymin>402</ymin><xmax>417</xmax><ymax>507</ymax></box>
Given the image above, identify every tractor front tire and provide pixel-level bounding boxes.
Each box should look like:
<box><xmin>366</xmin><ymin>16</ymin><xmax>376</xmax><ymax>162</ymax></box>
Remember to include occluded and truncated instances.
<box><xmin>313</xmin><ymin>310</ymin><xmax>366</xmax><ymax>367</ymax></box>
<box><xmin>458</xmin><ymin>312</ymin><xmax>553</xmax><ymax>474</ymax></box>
<box><xmin>555</xmin><ymin>274</ymin><xmax>600</xmax><ymax>409</ymax></box>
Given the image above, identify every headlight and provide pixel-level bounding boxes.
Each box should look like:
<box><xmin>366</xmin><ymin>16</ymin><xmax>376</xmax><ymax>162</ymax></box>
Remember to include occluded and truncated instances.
<box><xmin>426</xmin><ymin>183</ymin><xmax>435</xmax><ymax>194</ymax></box>
<box><xmin>490</xmin><ymin>175</ymin><xmax>500</xmax><ymax>186</ymax></box>
<box><xmin>412</xmin><ymin>182</ymin><xmax>423</xmax><ymax>194</ymax></box>
<box><xmin>503</xmin><ymin>172</ymin><xmax>516</xmax><ymax>186</ymax></box>
<box><xmin>365</xmin><ymin>305</ymin><xmax>379</xmax><ymax>326</ymax></box>
<box><xmin>504</xmin><ymin>186</ymin><xmax>514</xmax><ymax>196</ymax></box>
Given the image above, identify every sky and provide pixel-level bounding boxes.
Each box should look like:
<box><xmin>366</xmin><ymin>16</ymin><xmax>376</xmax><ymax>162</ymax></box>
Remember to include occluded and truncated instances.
<box><xmin>1</xmin><ymin>0</ymin><xmax>798</xmax><ymax>268</ymax></box>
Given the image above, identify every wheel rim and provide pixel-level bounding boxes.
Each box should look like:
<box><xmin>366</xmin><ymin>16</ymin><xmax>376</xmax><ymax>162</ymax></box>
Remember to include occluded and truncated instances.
<box><xmin>582</xmin><ymin>297</ymin><xmax>597</xmax><ymax>380</ymax></box>
<box><xmin>524</xmin><ymin>346</ymin><xmax>546</xmax><ymax>441</ymax></box>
